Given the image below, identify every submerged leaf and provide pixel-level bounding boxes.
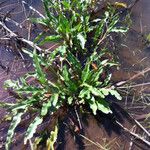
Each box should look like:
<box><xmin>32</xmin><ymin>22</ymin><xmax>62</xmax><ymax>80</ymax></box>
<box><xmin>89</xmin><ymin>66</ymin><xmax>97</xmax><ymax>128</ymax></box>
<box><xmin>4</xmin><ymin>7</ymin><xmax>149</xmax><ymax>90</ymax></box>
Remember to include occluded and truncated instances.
<box><xmin>24</xmin><ymin>117</ymin><xmax>43</xmax><ymax>144</ymax></box>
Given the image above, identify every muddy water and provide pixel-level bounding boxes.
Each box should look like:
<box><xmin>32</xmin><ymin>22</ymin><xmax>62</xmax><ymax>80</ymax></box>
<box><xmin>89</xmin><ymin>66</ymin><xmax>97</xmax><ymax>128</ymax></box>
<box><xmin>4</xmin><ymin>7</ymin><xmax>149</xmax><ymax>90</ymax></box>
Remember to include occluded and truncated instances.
<box><xmin>0</xmin><ymin>0</ymin><xmax>150</xmax><ymax>150</ymax></box>
<box><xmin>113</xmin><ymin>0</ymin><xmax>150</xmax><ymax>117</ymax></box>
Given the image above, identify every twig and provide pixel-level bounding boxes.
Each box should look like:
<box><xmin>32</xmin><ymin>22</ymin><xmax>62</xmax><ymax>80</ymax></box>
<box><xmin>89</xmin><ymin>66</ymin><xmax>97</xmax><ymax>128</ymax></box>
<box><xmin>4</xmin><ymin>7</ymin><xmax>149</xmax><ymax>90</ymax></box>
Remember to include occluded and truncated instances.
<box><xmin>63</xmin><ymin>122</ymin><xmax>107</xmax><ymax>149</ymax></box>
<box><xmin>118</xmin><ymin>82</ymin><xmax>150</xmax><ymax>89</ymax></box>
<box><xmin>116</xmin><ymin>121</ymin><xmax>150</xmax><ymax>147</ymax></box>
<box><xmin>128</xmin><ymin>0</ymin><xmax>140</xmax><ymax>10</ymax></box>
<box><xmin>129</xmin><ymin>125</ymin><xmax>136</xmax><ymax>150</ymax></box>
<box><xmin>116</xmin><ymin>67</ymin><xmax>150</xmax><ymax>87</ymax></box>
<box><xmin>97</xmin><ymin>31</ymin><xmax>108</xmax><ymax>45</ymax></box>
<box><xmin>79</xmin><ymin>134</ymin><xmax>107</xmax><ymax>150</ymax></box>
<box><xmin>74</xmin><ymin>106</ymin><xmax>82</xmax><ymax>130</ymax></box>
<box><xmin>22</xmin><ymin>1</ymin><xmax>45</xmax><ymax>19</ymax></box>
<box><xmin>0</xmin><ymin>20</ymin><xmax>45</xmax><ymax>53</ymax></box>
<box><xmin>0</xmin><ymin>11</ymin><xmax>23</xmax><ymax>28</ymax></box>
<box><xmin>131</xmin><ymin>116</ymin><xmax>150</xmax><ymax>137</ymax></box>
<box><xmin>113</xmin><ymin>103</ymin><xmax>150</xmax><ymax>138</ymax></box>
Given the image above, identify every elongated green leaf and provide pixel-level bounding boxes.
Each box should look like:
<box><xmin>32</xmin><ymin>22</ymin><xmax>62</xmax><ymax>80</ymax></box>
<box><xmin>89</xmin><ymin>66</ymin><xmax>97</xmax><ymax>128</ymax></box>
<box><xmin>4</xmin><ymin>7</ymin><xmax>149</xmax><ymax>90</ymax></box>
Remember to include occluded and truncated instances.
<box><xmin>10</xmin><ymin>98</ymin><xmax>36</xmax><ymax>111</ymax></box>
<box><xmin>41</xmin><ymin>100</ymin><xmax>51</xmax><ymax>116</ymax></box>
<box><xmin>0</xmin><ymin>101</ymin><xmax>15</xmax><ymax>109</ymax></box>
<box><xmin>56</xmin><ymin>45</ymin><xmax>67</xmax><ymax>56</ymax></box>
<box><xmin>109</xmin><ymin>90</ymin><xmax>122</xmax><ymax>100</ymax></box>
<box><xmin>41</xmin><ymin>94</ymin><xmax>60</xmax><ymax>116</ymax></box>
<box><xmin>34</xmin><ymin>32</ymin><xmax>46</xmax><ymax>43</ymax></box>
<box><xmin>24</xmin><ymin>116</ymin><xmax>43</xmax><ymax>144</ymax></box>
<box><xmin>61</xmin><ymin>65</ymin><xmax>78</xmax><ymax>92</ymax></box>
<box><xmin>100</xmin><ymin>88</ymin><xmax>109</xmax><ymax>96</ymax></box>
<box><xmin>43</xmin><ymin>0</ymin><xmax>55</xmax><ymax>21</ymax></box>
<box><xmin>111</xmin><ymin>27</ymin><xmax>128</xmax><ymax>33</ymax></box>
<box><xmin>6</xmin><ymin>111</ymin><xmax>24</xmax><ymax>150</ymax></box>
<box><xmin>62</xmin><ymin>65</ymin><xmax>69</xmax><ymax>81</ymax></box>
<box><xmin>96</xmin><ymin>99</ymin><xmax>112</xmax><ymax>114</ymax></box>
<box><xmin>90</xmin><ymin>87</ymin><xmax>104</xmax><ymax>98</ymax></box>
<box><xmin>39</xmin><ymin>35</ymin><xmax>62</xmax><ymax>45</ymax></box>
<box><xmin>11</xmin><ymin>104</ymin><xmax>28</xmax><ymax>111</ymax></box>
<box><xmin>89</xmin><ymin>97</ymin><xmax>97</xmax><ymax>115</ymax></box>
<box><xmin>66</xmin><ymin>50</ymin><xmax>82</xmax><ymax>73</ymax></box>
<box><xmin>82</xmin><ymin>84</ymin><xmax>104</xmax><ymax>98</ymax></box>
<box><xmin>46</xmin><ymin>124</ymin><xmax>58</xmax><ymax>150</ymax></box>
<box><xmin>90</xmin><ymin>65</ymin><xmax>103</xmax><ymax>83</ymax></box>
<box><xmin>77</xmin><ymin>33</ymin><xmax>86</xmax><ymax>49</ymax></box>
<box><xmin>33</xmin><ymin>50</ymin><xmax>47</xmax><ymax>84</ymax></box>
<box><xmin>79</xmin><ymin>88</ymin><xmax>90</xmax><ymax>99</ymax></box>
<box><xmin>52</xmin><ymin>93</ymin><xmax>59</xmax><ymax>106</ymax></box>
<box><xmin>17</xmin><ymin>85</ymin><xmax>41</xmax><ymax>95</ymax></box>
<box><xmin>81</xmin><ymin>61</ymin><xmax>90</xmax><ymax>83</ymax></box>
<box><xmin>30</xmin><ymin>18</ymin><xmax>47</xmax><ymax>26</ymax></box>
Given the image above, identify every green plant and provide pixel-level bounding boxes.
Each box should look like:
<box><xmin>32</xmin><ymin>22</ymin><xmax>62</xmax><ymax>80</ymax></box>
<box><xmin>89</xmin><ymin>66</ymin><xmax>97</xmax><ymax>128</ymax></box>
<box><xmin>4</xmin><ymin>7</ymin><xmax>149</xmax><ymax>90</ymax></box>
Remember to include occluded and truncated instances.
<box><xmin>2</xmin><ymin>47</ymin><xmax>121</xmax><ymax>149</ymax></box>
<box><xmin>1</xmin><ymin>0</ymin><xmax>129</xmax><ymax>149</ymax></box>
<box><xmin>33</xmin><ymin>0</ymin><xmax>127</xmax><ymax>55</ymax></box>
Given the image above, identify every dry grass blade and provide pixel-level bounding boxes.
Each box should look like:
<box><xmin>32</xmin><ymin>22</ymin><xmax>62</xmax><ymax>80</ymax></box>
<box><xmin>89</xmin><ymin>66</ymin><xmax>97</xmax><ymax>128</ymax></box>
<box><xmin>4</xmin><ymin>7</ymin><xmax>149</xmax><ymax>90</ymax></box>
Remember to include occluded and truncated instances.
<box><xmin>116</xmin><ymin>67</ymin><xmax>150</xmax><ymax>87</ymax></box>
<box><xmin>0</xmin><ymin>20</ymin><xmax>45</xmax><ymax>53</ymax></box>
<box><xmin>79</xmin><ymin>134</ymin><xmax>109</xmax><ymax>150</ymax></box>
<box><xmin>116</xmin><ymin>121</ymin><xmax>150</xmax><ymax>147</ymax></box>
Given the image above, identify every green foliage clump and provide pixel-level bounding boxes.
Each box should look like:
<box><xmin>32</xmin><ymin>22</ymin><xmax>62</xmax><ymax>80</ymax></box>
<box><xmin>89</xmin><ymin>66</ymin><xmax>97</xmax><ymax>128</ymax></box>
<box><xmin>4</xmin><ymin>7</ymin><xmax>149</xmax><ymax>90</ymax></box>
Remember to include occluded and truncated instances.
<box><xmin>0</xmin><ymin>0</ymin><xmax>129</xmax><ymax>149</ymax></box>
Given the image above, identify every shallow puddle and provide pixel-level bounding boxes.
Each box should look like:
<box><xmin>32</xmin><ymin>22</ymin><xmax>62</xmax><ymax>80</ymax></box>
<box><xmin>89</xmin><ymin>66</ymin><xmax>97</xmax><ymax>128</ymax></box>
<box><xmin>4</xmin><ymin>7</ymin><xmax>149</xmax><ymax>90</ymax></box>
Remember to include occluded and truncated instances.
<box><xmin>0</xmin><ymin>0</ymin><xmax>150</xmax><ymax>149</ymax></box>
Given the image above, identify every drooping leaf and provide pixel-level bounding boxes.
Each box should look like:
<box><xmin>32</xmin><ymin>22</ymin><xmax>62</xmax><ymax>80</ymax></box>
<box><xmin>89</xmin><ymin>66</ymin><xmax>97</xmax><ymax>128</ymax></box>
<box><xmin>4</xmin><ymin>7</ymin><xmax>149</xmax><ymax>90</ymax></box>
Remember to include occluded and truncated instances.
<box><xmin>0</xmin><ymin>101</ymin><xmax>15</xmax><ymax>109</ymax></box>
<box><xmin>24</xmin><ymin>116</ymin><xmax>43</xmax><ymax>144</ymax></box>
<box><xmin>81</xmin><ymin>60</ymin><xmax>91</xmax><ymax>83</ymax></box>
<box><xmin>6</xmin><ymin>111</ymin><xmax>25</xmax><ymax>150</ymax></box>
<box><xmin>96</xmin><ymin>99</ymin><xmax>112</xmax><ymax>114</ymax></box>
<box><xmin>111</xmin><ymin>27</ymin><xmax>128</xmax><ymax>33</ymax></box>
<box><xmin>46</xmin><ymin>124</ymin><xmax>58</xmax><ymax>150</ymax></box>
<box><xmin>30</xmin><ymin>18</ymin><xmax>47</xmax><ymax>26</ymax></box>
<box><xmin>109</xmin><ymin>90</ymin><xmax>122</xmax><ymax>100</ymax></box>
<box><xmin>39</xmin><ymin>35</ymin><xmax>62</xmax><ymax>45</ymax></box>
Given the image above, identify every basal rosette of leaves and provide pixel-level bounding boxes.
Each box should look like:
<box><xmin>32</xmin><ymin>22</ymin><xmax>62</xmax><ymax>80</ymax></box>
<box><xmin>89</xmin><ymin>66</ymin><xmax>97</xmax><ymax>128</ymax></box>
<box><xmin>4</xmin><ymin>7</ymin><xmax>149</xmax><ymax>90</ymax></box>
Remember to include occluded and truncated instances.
<box><xmin>0</xmin><ymin>0</ymin><xmax>129</xmax><ymax>149</ymax></box>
